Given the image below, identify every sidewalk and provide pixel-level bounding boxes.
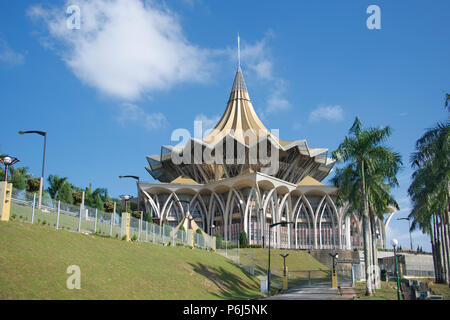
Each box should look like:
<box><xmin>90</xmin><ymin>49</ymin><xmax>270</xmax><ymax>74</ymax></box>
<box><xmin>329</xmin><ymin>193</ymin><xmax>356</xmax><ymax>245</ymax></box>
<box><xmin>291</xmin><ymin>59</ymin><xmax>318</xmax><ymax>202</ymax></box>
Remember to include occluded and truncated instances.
<box><xmin>264</xmin><ymin>282</ymin><xmax>340</xmax><ymax>300</ymax></box>
<box><xmin>334</xmin><ymin>286</ymin><xmax>357</xmax><ymax>300</ymax></box>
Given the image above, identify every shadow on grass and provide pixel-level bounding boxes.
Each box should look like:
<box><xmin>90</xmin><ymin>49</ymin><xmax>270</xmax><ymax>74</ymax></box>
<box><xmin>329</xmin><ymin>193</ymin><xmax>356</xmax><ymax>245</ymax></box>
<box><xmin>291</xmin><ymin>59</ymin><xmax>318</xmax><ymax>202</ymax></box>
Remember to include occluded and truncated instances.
<box><xmin>187</xmin><ymin>261</ymin><xmax>263</xmax><ymax>299</ymax></box>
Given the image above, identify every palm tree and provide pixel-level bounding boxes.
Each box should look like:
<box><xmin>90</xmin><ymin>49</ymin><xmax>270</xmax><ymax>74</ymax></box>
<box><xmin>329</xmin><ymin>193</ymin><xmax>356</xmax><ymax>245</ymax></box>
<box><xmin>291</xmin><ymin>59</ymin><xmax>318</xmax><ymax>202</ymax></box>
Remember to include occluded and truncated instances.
<box><xmin>408</xmin><ymin>117</ymin><xmax>449</xmax><ymax>285</ymax></box>
<box><xmin>47</xmin><ymin>175</ymin><xmax>69</xmax><ymax>199</ymax></box>
<box><xmin>332</xmin><ymin>117</ymin><xmax>402</xmax><ymax>295</ymax></box>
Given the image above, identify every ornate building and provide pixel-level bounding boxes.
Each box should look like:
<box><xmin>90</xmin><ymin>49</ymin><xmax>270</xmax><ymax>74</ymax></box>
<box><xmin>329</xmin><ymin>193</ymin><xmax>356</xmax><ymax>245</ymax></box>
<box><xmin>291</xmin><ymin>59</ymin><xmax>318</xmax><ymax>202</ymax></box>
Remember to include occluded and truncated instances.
<box><xmin>137</xmin><ymin>60</ymin><xmax>388</xmax><ymax>250</ymax></box>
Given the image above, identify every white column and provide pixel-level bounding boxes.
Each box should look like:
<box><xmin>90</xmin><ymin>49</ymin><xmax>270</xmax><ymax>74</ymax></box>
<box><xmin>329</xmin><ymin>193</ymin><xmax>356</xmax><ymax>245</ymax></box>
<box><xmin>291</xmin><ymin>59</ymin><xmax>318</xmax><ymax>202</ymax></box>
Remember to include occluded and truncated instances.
<box><xmin>56</xmin><ymin>200</ymin><xmax>60</xmax><ymax>229</ymax></box>
<box><xmin>94</xmin><ymin>208</ymin><xmax>98</xmax><ymax>233</ymax></box>
<box><xmin>345</xmin><ymin>215</ymin><xmax>351</xmax><ymax>250</ymax></box>
<box><xmin>31</xmin><ymin>193</ymin><xmax>36</xmax><ymax>224</ymax></box>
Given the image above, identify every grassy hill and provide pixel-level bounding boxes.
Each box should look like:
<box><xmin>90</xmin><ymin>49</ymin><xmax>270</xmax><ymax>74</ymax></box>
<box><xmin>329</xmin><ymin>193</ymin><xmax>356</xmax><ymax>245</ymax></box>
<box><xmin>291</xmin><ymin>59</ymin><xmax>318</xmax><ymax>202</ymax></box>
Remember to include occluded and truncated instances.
<box><xmin>0</xmin><ymin>221</ymin><xmax>263</xmax><ymax>299</ymax></box>
<box><xmin>0</xmin><ymin>220</ymin><xmax>330</xmax><ymax>299</ymax></box>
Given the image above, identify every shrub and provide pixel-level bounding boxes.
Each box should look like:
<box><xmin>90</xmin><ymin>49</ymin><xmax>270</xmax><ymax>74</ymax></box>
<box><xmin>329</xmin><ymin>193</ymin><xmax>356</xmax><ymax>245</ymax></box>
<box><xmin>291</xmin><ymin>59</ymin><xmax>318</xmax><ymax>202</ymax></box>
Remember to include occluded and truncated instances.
<box><xmin>239</xmin><ymin>231</ymin><xmax>249</xmax><ymax>248</ymax></box>
<box><xmin>11</xmin><ymin>214</ymin><xmax>17</xmax><ymax>219</ymax></box>
<box><xmin>42</xmin><ymin>220</ymin><xmax>47</xmax><ymax>225</ymax></box>
<box><xmin>19</xmin><ymin>215</ymin><xmax>23</xmax><ymax>219</ymax></box>
<box><xmin>115</xmin><ymin>234</ymin><xmax>119</xmax><ymax>238</ymax></box>
<box><xmin>249</xmin><ymin>244</ymin><xmax>263</xmax><ymax>248</ymax></box>
<box><xmin>122</xmin><ymin>235</ymin><xmax>127</xmax><ymax>240</ymax></box>
<box><xmin>168</xmin><ymin>241</ymin><xmax>172</xmax><ymax>246</ymax></box>
<box><xmin>131</xmin><ymin>234</ymin><xmax>138</xmax><ymax>241</ymax></box>
<box><xmin>196</xmin><ymin>228</ymin><xmax>203</xmax><ymax>234</ymax></box>
<box><xmin>214</xmin><ymin>232</ymin><xmax>223</xmax><ymax>249</ymax></box>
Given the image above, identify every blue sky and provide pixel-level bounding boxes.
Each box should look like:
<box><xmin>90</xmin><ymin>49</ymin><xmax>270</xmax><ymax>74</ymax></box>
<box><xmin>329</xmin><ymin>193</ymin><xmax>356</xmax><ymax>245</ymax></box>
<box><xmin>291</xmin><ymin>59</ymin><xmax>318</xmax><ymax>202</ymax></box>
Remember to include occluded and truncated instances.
<box><xmin>0</xmin><ymin>0</ymin><xmax>449</xmax><ymax>251</ymax></box>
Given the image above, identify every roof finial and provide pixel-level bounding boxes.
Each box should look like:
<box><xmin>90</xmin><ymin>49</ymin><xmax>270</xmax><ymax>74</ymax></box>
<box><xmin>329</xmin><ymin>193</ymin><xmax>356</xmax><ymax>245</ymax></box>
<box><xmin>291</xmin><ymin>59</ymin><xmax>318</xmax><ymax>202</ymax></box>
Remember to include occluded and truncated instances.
<box><xmin>237</xmin><ymin>33</ymin><xmax>241</xmax><ymax>71</ymax></box>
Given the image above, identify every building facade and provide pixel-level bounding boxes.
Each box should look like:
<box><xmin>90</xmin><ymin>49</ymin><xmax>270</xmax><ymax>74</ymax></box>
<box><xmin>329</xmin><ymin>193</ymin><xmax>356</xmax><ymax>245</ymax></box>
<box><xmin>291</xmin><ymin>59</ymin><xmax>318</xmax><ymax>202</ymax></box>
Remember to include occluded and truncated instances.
<box><xmin>137</xmin><ymin>63</ymin><xmax>388</xmax><ymax>250</ymax></box>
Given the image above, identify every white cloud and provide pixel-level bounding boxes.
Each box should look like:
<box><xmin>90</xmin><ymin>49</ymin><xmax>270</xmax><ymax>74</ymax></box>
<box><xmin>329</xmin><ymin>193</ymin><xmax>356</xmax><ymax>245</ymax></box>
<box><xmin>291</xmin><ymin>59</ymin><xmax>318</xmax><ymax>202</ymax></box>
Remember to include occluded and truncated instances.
<box><xmin>265</xmin><ymin>79</ymin><xmax>291</xmax><ymax>114</ymax></box>
<box><xmin>28</xmin><ymin>0</ymin><xmax>213</xmax><ymax>100</ymax></box>
<box><xmin>0</xmin><ymin>38</ymin><xmax>25</xmax><ymax>66</ymax></box>
<box><xmin>116</xmin><ymin>103</ymin><xmax>167</xmax><ymax>130</ymax></box>
<box><xmin>309</xmin><ymin>105</ymin><xmax>344</xmax><ymax>122</ymax></box>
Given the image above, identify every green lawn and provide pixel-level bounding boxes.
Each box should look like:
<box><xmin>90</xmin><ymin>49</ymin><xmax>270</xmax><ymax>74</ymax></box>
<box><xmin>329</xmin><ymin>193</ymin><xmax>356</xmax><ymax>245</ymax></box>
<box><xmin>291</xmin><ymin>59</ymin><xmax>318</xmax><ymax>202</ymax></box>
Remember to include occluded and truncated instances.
<box><xmin>353</xmin><ymin>281</ymin><xmax>399</xmax><ymax>300</ymax></box>
<box><xmin>353</xmin><ymin>279</ymin><xmax>450</xmax><ymax>300</ymax></box>
<box><xmin>429</xmin><ymin>283</ymin><xmax>450</xmax><ymax>299</ymax></box>
<box><xmin>0</xmin><ymin>220</ymin><xmax>265</xmax><ymax>299</ymax></box>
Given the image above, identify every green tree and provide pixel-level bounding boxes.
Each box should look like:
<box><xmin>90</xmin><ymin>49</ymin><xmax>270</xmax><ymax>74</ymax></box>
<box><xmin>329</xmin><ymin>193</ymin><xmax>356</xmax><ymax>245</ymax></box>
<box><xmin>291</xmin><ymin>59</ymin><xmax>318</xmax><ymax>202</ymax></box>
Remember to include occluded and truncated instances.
<box><xmin>239</xmin><ymin>230</ymin><xmax>249</xmax><ymax>248</ymax></box>
<box><xmin>408</xmin><ymin>115</ymin><xmax>449</xmax><ymax>285</ymax></box>
<box><xmin>26</xmin><ymin>178</ymin><xmax>41</xmax><ymax>193</ymax></box>
<box><xmin>214</xmin><ymin>232</ymin><xmax>223</xmax><ymax>249</ymax></box>
<box><xmin>0</xmin><ymin>166</ymin><xmax>33</xmax><ymax>193</ymax></box>
<box><xmin>47</xmin><ymin>175</ymin><xmax>69</xmax><ymax>199</ymax></box>
<box><xmin>56</xmin><ymin>181</ymin><xmax>73</xmax><ymax>204</ymax></box>
<box><xmin>332</xmin><ymin>117</ymin><xmax>402</xmax><ymax>295</ymax></box>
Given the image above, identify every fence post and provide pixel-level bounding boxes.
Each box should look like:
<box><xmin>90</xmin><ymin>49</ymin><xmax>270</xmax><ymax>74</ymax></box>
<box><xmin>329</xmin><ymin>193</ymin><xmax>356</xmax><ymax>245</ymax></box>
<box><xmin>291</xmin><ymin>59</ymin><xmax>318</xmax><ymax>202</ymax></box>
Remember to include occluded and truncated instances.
<box><xmin>139</xmin><ymin>212</ymin><xmax>142</xmax><ymax>241</ymax></box>
<box><xmin>56</xmin><ymin>200</ymin><xmax>60</xmax><ymax>229</ymax></box>
<box><xmin>78</xmin><ymin>204</ymin><xmax>82</xmax><ymax>232</ymax></box>
<box><xmin>146</xmin><ymin>221</ymin><xmax>148</xmax><ymax>242</ymax></box>
<box><xmin>308</xmin><ymin>271</ymin><xmax>312</xmax><ymax>286</ymax></box>
<box><xmin>94</xmin><ymin>208</ymin><xmax>98</xmax><ymax>233</ymax></box>
<box><xmin>31</xmin><ymin>193</ymin><xmax>36</xmax><ymax>224</ymax></box>
<box><xmin>110</xmin><ymin>202</ymin><xmax>115</xmax><ymax>237</ymax></box>
<box><xmin>152</xmin><ymin>224</ymin><xmax>156</xmax><ymax>243</ymax></box>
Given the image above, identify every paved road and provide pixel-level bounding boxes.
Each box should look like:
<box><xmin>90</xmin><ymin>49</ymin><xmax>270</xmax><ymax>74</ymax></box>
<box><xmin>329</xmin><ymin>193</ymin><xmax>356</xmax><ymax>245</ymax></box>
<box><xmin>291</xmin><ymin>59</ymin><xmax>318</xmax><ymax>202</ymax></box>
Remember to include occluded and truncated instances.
<box><xmin>264</xmin><ymin>282</ymin><xmax>340</xmax><ymax>300</ymax></box>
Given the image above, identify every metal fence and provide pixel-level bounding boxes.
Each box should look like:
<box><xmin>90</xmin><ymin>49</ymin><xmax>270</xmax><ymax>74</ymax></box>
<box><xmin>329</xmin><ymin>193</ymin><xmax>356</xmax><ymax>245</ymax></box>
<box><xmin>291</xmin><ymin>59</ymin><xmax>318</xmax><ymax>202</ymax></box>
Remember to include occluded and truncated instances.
<box><xmin>9</xmin><ymin>188</ymin><xmax>215</xmax><ymax>250</ymax></box>
<box><xmin>215</xmin><ymin>244</ymin><xmax>331</xmax><ymax>289</ymax></box>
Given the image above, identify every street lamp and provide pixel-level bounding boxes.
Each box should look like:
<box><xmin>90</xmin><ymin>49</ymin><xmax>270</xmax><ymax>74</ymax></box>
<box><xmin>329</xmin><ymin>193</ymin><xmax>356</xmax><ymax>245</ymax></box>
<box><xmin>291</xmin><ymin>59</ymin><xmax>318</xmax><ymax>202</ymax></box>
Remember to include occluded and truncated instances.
<box><xmin>267</xmin><ymin>221</ymin><xmax>293</xmax><ymax>294</ymax></box>
<box><xmin>119</xmin><ymin>175</ymin><xmax>140</xmax><ymax>212</ymax></box>
<box><xmin>329</xmin><ymin>251</ymin><xmax>339</xmax><ymax>288</ymax></box>
<box><xmin>280</xmin><ymin>253</ymin><xmax>289</xmax><ymax>290</ymax></box>
<box><xmin>18</xmin><ymin>130</ymin><xmax>47</xmax><ymax>209</ymax></box>
<box><xmin>119</xmin><ymin>194</ymin><xmax>133</xmax><ymax>213</ymax></box>
<box><xmin>0</xmin><ymin>155</ymin><xmax>20</xmax><ymax>181</ymax></box>
<box><xmin>397</xmin><ymin>217</ymin><xmax>413</xmax><ymax>251</ymax></box>
<box><xmin>391</xmin><ymin>238</ymin><xmax>402</xmax><ymax>300</ymax></box>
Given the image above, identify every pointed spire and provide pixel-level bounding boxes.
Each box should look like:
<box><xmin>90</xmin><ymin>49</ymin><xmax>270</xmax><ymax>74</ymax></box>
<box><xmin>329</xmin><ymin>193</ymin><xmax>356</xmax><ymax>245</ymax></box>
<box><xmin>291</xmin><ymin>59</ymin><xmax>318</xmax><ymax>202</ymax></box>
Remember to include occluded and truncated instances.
<box><xmin>237</xmin><ymin>33</ymin><xmax>241</xmax><ymax>71</ymax></box>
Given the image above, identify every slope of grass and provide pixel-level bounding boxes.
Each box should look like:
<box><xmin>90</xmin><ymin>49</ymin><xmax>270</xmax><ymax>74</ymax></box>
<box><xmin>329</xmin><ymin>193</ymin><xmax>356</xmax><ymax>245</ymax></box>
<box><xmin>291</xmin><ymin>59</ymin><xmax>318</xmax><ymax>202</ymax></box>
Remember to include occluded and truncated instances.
<box><xmin>0</xmin><ymin>221</ymin><xmax>264</xmax><ymax>300</ymax></box>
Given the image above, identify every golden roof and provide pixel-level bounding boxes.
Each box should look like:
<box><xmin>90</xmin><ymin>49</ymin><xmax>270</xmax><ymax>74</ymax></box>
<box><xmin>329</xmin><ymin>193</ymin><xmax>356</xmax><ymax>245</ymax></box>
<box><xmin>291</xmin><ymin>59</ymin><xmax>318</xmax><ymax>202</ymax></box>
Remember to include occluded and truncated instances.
<box><xmin>297</xmin><ymin>175</ymin><xmax>324</xmax><ymax>186</ymax></box>
<box><xmin>170</xmin><ymin>176</ymin><xmax>198</xmax><ymax>185</ymax></box>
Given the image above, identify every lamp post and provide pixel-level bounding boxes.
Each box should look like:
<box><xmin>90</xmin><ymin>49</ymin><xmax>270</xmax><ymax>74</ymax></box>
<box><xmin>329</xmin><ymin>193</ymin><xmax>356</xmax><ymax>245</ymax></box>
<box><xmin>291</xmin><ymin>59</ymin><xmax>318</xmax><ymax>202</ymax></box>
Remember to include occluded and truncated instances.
<box><xmin>119</xmin><ymin>194</ymin><xmax>133</xmax><ymax>213</ymax></box>
<box><xmin>119</xmin><ymin>175</ymin><xmax>140</xmax><ymax>213</ymax></box>
<box><xmin>267</xmin><ymin>221</ymin><xmax>293</xmax><ymax>294</ymax></box>
<box><xmin>18</xmin><ymin>130</ymin><xmax>47</xmax><ymax>209</ymax></box>
<box><xmin>397</xmin><ymin>217</ymin><xmax>413</xmax><ymax>251</ymax></box>
<box><xmin>391</xmin><ymin>238</ymin><xmax>402</xmax><ymax>300</ymax></box>
<box><xmin>329</xmin><ymin>251</ymin><xmax>339</xmax><ymax>288</ymax></box>
<box><xmin>260</xmin><ymin>207</ymin><xmax>265</xmax><ymax>249</ymax></box>
<box><xmin>280</xmin><ymin>253</ymin><xmax>289</xmax><ymax>290</ymax></box>
<box><xmin>0</xmin><ymin>155</ymin><xmax>20</xmax><ymax>181</ymax></box>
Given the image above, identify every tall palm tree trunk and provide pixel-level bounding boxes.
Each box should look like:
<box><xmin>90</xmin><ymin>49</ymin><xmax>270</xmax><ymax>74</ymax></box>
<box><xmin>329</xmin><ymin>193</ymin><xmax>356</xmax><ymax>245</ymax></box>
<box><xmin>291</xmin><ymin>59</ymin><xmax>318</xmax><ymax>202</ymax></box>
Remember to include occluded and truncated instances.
<box><xmin>370</xmin><ymin>214</ymin><xmax>380</xmax><ymax>289</ymax></box>
<box><xmin>444</xmin><ymin>221</ymin><xmax>450</xmax><ymax>286</ymax></box>
<box><xmin>442</xmin><ymin>209</ymin><xmax>450</xmax><ymax>286</ymax></box>
<box><xmin>361</xmin><ymin>161</ymin><xmax>374</xmax><ymax>295</ymax></box>
<box><xmin>434</xmin><ymin>214</ymin><xmax>444</xmax><ymax>283</ymax></box>
<box><xmin>439</xmin><ymin>215</ymin><xmax>449</xmax><ymax>284</ymax></box>
<box><xmin>430</xmin><ymin>217</ymin><xmax>440</xmax><ymax>283</ymax></box>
